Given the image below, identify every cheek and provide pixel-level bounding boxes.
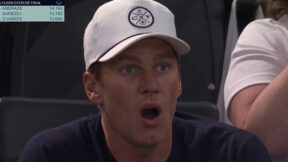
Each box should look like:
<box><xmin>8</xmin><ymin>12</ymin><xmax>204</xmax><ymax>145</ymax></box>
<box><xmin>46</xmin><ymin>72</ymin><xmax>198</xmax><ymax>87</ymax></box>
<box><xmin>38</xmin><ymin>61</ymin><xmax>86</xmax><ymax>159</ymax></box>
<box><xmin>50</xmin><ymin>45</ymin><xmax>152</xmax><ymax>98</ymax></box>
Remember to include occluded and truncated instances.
<box><xmin>101</xmin><ymin>80</ymin><xmax>136</xmax><ymax>108</ymax></box>
<box><xmin>101</xmin><ymin>84</ymin><xmax>138</xmax><ymax>128</ymax></box>
<box><xmin>160</xmin><ymin>76</ymin><xmax>180</xmax><ymax>110</ymax></box>
<box><xmin>160</xmin><ymin>74</ymin><xmax>181</xmax><ymax>95</ymax></box>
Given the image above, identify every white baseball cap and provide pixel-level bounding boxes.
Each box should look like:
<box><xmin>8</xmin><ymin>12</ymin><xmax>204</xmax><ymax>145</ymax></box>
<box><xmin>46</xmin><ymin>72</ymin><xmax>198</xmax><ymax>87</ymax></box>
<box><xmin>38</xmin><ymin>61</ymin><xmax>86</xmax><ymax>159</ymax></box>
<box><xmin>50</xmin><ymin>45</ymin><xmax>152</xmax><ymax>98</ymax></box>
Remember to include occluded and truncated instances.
<box><xmin>83</xmin><ymin>0</ymin><xmax>191</xmax><ymax>70</ymax></box>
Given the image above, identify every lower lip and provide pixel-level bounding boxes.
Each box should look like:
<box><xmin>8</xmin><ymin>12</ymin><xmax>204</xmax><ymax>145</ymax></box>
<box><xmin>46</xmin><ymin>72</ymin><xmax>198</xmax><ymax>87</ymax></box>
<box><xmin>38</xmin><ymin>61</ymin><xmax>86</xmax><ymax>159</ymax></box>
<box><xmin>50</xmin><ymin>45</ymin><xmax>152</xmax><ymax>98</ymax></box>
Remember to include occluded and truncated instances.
<box><xmin>140</xmin><ymin>114</ymin><xmax>161</xmax><ymax>127</ymax></box>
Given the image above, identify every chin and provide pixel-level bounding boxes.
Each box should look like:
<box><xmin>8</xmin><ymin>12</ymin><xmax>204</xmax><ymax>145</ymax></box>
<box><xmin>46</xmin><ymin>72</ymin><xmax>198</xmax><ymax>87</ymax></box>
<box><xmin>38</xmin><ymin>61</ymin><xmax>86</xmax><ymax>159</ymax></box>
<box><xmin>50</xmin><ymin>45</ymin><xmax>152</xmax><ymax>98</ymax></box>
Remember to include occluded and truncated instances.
<box><xmin>135</xmin><ymin>139</ymin><xmax>161</xmax><ymax>149</ymax></box>
<box><xmin>134</xmin><ymin>132</ymin><xmax>167</xmax><ymax>148</ymax></box>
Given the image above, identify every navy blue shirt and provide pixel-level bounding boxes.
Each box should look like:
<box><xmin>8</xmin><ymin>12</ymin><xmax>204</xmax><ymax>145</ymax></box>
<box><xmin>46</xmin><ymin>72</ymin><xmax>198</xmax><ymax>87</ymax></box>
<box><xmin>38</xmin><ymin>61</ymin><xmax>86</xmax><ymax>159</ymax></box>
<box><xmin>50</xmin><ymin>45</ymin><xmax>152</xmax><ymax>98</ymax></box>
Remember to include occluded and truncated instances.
<box><xmin>18</xmin><ymin>112</ymin><xmax>271</xmax><ymax>162</ymax></box>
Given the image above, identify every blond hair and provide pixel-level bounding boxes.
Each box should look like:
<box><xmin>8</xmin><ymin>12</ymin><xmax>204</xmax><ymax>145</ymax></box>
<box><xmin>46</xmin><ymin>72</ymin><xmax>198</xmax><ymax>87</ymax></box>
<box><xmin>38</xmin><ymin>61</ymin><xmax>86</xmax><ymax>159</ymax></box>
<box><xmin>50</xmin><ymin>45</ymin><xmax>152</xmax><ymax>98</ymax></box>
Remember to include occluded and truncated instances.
<box><xmin>264</xmin><ymin>0</ymin><xmax>288</xmax><ymax>20</ymax></box>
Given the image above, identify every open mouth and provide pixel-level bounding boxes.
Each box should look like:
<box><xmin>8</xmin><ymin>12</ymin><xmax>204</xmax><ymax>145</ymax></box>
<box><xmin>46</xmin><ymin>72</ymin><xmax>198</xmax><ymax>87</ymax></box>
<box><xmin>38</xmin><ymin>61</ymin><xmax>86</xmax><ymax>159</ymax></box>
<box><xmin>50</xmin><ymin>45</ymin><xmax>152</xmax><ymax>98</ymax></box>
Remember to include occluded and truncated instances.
<box><xmin>141</xmin><ymin>107</ymin><xmax>160</xmax><ymax>120</ymax></box>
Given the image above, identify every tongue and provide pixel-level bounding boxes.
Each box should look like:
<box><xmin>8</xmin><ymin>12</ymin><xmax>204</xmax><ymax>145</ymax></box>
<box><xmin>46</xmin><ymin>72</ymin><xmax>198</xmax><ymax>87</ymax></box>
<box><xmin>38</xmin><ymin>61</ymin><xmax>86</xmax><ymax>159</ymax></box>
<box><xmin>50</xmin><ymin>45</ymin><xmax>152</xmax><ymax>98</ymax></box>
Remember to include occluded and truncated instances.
<box><xmin>142</xmin><ymin>108</ymin><xmax>158</xmax><ymax>120</ymax></box>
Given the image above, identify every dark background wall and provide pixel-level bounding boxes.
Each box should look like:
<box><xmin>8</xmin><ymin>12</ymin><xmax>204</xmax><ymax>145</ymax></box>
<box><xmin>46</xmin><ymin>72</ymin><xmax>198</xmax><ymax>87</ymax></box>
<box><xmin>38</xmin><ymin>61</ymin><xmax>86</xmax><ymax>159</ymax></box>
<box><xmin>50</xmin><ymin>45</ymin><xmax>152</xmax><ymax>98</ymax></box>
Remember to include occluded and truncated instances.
<box><xmin>0</xmin><ymin>0</ymin><xmax>234</xmax><ymax>103</ymax></box>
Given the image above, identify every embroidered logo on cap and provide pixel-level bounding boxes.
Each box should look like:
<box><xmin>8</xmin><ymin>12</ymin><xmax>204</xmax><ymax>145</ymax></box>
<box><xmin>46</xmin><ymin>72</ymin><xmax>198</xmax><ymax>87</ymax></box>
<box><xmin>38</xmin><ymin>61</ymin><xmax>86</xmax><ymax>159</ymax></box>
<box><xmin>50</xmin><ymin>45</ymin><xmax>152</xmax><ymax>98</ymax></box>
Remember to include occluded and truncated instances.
<box><xmin>128</xmin><ymin>7</ymin><xmax>154</xmax><ymax>28</ymax></box>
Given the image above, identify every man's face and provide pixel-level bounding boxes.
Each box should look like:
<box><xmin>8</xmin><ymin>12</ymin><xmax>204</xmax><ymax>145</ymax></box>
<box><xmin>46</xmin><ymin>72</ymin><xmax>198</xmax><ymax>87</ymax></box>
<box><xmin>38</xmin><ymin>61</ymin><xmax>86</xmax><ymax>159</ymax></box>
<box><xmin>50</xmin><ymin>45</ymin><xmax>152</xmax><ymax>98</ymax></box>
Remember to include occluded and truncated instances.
<box><xmin>92</xmin><ymin>38</ymin><xmax>182</xmax><ymax>148</ymax></box>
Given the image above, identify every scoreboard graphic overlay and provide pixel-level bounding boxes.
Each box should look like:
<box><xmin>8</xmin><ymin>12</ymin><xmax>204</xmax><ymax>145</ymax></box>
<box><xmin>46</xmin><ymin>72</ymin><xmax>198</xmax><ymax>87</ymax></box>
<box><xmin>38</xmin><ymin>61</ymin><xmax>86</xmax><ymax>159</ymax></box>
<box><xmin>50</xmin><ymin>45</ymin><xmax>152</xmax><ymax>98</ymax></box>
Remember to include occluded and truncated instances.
<box><xmin>0</xmin><ymin>0</ymin><xmax>64</xmax><ymax>22</ymax></box>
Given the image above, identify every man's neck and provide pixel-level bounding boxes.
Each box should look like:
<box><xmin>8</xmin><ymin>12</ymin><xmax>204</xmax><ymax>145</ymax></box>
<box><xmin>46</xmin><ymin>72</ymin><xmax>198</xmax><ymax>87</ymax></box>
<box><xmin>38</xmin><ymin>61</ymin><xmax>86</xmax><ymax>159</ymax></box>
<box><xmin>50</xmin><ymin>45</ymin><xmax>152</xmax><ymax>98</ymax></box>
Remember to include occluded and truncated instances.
<box><xmin>101</xmin><ymin>118</ymin><xmax>172</xmax><ymax>162</ymax></box>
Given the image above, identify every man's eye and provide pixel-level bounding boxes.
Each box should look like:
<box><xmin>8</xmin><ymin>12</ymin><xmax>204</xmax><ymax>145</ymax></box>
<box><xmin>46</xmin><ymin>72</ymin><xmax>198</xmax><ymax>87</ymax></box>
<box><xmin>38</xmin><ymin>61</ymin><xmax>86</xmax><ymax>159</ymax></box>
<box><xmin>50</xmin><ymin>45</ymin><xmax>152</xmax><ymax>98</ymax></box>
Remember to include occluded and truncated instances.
<box><xmin>157</xmin><ymin>65</ymin><xmax>168</xmax><ymax>72</ymax></box>
<box><xmin>122</xmin><ymin>66</ymin><xmax>135</xmax><ymax>74</ymax></box>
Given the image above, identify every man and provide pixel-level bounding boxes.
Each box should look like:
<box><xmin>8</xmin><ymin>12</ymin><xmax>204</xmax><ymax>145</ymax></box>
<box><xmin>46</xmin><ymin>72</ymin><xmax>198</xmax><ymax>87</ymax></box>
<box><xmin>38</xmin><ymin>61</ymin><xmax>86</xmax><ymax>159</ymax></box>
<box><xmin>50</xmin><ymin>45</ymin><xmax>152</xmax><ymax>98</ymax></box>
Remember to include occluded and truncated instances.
<box><xmin>18</xmin><ymin>0</ymin><xmax>271</xmax><ymax>161</ymax></box>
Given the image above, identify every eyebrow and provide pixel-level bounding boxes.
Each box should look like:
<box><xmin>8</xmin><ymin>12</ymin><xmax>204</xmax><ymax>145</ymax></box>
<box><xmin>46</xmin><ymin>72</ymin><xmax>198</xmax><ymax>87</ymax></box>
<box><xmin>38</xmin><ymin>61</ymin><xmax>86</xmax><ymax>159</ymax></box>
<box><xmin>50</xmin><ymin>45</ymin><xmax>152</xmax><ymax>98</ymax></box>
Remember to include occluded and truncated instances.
<box><xmin>154</xmin><ymin>51</ymin><xmax>177</xmax><ymax>61</ymax></box>
<box><xmin>113</xmin><ymin>54</ymin><xmax>140</xmax><ymax>63</ymax></box>
<box><xmin>109</xmin><ymin>46</ymin><xmax>178</xmax><ymax>66</ymax></box>
<box><xmin>117</xmin><ymin>50</ymin><xmax>176</xmax><ymax>62</ymax></box>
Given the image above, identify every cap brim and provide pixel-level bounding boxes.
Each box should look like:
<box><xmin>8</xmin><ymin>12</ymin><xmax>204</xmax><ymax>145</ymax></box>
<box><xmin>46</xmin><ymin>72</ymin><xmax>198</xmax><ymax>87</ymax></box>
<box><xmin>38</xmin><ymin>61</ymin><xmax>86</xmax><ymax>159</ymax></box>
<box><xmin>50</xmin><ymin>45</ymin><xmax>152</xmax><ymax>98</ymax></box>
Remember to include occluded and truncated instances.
<box><xmin>98</xmin><ymin>33</ymin><xmax>190</xmax><ymax>62</ymax></box>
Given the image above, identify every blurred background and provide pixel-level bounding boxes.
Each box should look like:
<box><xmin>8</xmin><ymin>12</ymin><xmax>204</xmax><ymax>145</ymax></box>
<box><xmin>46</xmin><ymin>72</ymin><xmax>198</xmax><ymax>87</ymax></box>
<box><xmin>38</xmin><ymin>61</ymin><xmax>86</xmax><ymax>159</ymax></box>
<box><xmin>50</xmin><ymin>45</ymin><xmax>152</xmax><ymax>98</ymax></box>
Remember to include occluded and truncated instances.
<box><xmin>0</xmin><ymin>0</ymin><xmax>264</xmax><ymax>161</ymax></box>
<box><xmin>0</xmin><ymin>0</ymin><xmax>239</xmax><ymax>101</ymax></box>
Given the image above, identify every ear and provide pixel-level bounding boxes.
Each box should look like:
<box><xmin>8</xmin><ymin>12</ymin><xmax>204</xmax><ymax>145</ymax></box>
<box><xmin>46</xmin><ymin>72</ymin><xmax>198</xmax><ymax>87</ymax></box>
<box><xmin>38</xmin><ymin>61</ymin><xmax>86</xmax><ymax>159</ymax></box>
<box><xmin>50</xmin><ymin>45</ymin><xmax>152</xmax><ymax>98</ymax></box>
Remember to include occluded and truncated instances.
<box><xmin>83</xmin><ymin>72</ymin><xmax>103</xmax><ymax>105</ymax></box>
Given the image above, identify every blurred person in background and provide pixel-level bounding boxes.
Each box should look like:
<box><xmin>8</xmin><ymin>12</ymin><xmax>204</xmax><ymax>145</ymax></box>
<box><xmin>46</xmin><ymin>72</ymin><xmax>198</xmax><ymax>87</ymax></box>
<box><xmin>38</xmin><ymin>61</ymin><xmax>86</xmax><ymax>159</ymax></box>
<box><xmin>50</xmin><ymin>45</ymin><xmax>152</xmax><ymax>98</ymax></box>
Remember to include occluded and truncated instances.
<box><xmin>224</xmin><ymin>0</ymin><xmax>288</xmax><ymax>161</ymax></box>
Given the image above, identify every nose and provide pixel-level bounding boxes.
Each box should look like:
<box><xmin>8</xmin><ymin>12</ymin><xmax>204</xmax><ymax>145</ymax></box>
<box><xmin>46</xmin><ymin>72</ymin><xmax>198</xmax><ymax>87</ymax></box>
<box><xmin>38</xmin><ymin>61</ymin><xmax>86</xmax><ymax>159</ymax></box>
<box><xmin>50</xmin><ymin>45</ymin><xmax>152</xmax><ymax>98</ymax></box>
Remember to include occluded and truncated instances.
<box><xmin>138</xmin><ymin>71</ymin><xmax>160</xmax><ymax>94</ymax></box>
